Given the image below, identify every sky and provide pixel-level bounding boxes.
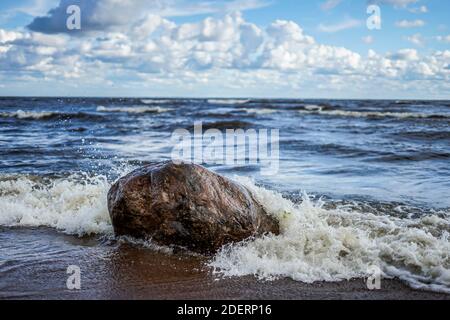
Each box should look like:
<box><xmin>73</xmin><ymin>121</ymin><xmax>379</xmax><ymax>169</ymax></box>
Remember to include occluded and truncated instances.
<box><xmin>0</xmin><ymin>0</ymin><xmax>449</xmax><ymax>99</ymax></box>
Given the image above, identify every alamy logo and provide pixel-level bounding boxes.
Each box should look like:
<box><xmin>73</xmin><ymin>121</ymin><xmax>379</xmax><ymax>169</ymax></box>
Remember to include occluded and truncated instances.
<box><xmin>367</xmin><ymin>5</ymin><xmax>381</xmax><ymax>30</ymax></box>
<box><xmin>366</xmin><ymin>265</ymin><xmax>382</xmax><ymax>290</ymax></box>
<box><xmin>171</xmin><ymin>122</ymin><xmax>279</xmax><ymax>176</ymax></box>
<box><xmin>66</xmin><ymin>265</ymin><xmax>81</xmax><ymax>290</ymax></box>
<box><xmin>66</xmin><ymin>5</ymin><xmax>81</xmax><ymax>30</ymax></box>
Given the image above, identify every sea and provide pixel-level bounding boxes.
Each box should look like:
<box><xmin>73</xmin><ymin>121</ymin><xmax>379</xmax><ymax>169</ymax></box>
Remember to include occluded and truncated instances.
<box><xmin>0</xmin><ymin>97</ymin><xmax>449</xmax><ymax>298</ymax></box>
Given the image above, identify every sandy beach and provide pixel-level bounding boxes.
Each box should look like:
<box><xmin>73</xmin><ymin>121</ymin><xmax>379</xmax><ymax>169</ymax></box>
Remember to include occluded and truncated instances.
<box><xmin>0</xmin><ymin>227</ymin><xmax>448</xmax><ymax>300</ymax></box>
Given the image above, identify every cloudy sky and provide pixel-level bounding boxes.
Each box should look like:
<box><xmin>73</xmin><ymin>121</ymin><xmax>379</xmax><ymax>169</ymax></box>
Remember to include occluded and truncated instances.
<box><xmin>0</xmin><ymin>0</ymin><xmax>449</xmax><ymax>98</ymax></box>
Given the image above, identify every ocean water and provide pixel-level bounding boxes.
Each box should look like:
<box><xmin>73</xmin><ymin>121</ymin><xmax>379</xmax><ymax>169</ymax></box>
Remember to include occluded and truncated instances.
<box><xmin>0</xmin><ymin>97</ymin><xmax>450</xmax><ymax>297</ymax></box>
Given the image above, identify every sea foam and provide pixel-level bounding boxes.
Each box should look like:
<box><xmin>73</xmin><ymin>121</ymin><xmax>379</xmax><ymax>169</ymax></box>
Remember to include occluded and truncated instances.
<box><xmin>207</xmin><ymin>99</ymin><xmax>250</xmax><ymax>105</ymax></box>
<box><xmin>240</xmin><ymin>108</ymin><xmax>278</xmax><ymax>115</ymax></box>
<box><xmin>299</xmin><ymin>105</ymin><xmax>450</xmax><ymax>119</ymax></box>
<box><xmin>0</xmin><ymin>110</ymin><xmax>58</xmax><ymax>120</ymax></box>
<box><xmin>0</xmin><ymin>173</ymin><xmax>449</xmax><ymax>293</ymax></box>
<box><xmin>210</xmin><ymin>176</ymin><xmax>450</xmax><ymax>294</ymax></box>
<box><xmin>0</xmin><ymin>174</ymin><xmax>112</xmax><ymax>236</ymax></box>
<box><xmin>97</xmin><ymin>105</ymin><xmax>172</xmax><ymax>114</ymax></box>
<box><xmin>141</xmin><ymin>99</ymin><xmax>174</xmax><ymax>105</ymax></box>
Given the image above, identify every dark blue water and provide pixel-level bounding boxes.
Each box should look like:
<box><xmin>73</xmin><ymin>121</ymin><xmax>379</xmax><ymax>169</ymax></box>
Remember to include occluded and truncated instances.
<box><xmin>1</xmin><ymin>97</ymin><xmax>449</xmax><ymax>208</ymax></box>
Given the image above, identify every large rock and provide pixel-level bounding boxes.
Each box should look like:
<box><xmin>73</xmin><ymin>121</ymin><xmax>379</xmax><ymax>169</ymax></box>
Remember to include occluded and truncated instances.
<box><xmin>107</xmin><ymin>161</ymin><xmax>279</xmax><ymax>253</ymax></box>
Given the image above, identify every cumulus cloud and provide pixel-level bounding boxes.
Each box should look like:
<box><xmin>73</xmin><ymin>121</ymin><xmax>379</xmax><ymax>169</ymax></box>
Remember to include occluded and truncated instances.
<box><xmin>405</xmin><ymin>33</ymin><xmax>424</xmax><ymax>46</ymax></box>
<box><xmin>0</xmin><ymin>6</ymin><xmax>448</xmax><ymax>97</ymax></box>
<box><xmin>27</xmin><ymin>0</ymin><xmax>269</xmax><ymax>34</ymax></box>
<box><xmin>387</xmin><ymin>48</ymin><xmax>420</xmax><ymax>60</ymax></box>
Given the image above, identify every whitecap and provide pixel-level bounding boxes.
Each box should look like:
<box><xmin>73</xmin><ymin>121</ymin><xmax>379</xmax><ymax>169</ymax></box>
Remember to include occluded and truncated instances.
<box><xmin>299</xmin><ymin>106</ymin><xmax>449</xmax><ymax>119</ymax></box>
<box><xmin>208</xmin><ymin>99</ymin><xmax>250</xmax><ymax>105</ymax></box>
<box><xmin>0</xmin><ymin>110</ymin><xmax>58</xmax><ymax>120</ymax></box>
<box><xmin>239</xmin><ymin>108</ymin><xmax>277</xmax><ymax>115</ymax></box>
<box><xmin>140</xmin><ymin>99</ymin><xmax>173</xmax><ymax>105</ymax></box>
<box><xmin>97</xmin><ymin>105</ymin><xmax>172</xmax><ymax>114</ymax></box>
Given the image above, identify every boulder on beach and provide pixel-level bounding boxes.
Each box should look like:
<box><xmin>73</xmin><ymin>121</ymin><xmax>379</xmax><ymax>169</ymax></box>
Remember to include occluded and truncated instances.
<box><xmin>107</xmin><ymin>161</ymin><xmax>279</xmax><ymax>253</ymax></box>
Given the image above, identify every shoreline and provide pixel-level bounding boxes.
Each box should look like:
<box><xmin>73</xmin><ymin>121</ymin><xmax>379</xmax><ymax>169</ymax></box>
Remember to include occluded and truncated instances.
<box><xmin>0</xmin><ymin>227</ymin><xmax>449</xmax><ymax>300</ymax></box>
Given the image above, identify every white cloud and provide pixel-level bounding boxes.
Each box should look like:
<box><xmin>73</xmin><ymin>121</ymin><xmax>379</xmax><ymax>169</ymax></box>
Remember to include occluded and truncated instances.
<box><xmin>13</xmin><ymin>0</ymin><xmax>60</xmax><ymax>16</ymax></box>
<box><xmin>1</xmin><ymin>10</ymin><xmax>449</xmax><ymax>97</ymax></box>
<box><xmin>406</xmin><ymin>33</ymin><xmax>424</xmax><ymax>46</ymax></box>
<box><xmin>0</xmin><ymin>29</ymin><xmax>23</xmax><ymax>43</ymax></box>
<box><xmin>370</xmin><ymin>0</ymin><xmax>419</xmax><ymax>8</ymax></box>
<box><xmin>318</xmin><ymin>18</ymin><xmax>361</xmax><ymax>33</ymax></box>
<box><xmin>436</xmin><ymin>35</ymin><xmax>450</xmax><ymax>43</ymax></box>
<box><xmin>388</xmin><ymin>48</ymin><xmax>420</xmax><ymax>61</ymax></box>
<box><xmin>409</xmin><ymin>5</ymin><xmax>428</xmax><ymax>13</ymax></box>
<box><xmin>321</xmin><ymin>0</ymin><xmax>342</xmax><ymax>11</ymax></box>
<box><xmin>27</xmin><ymin>0</ymin><xmax>270</xmax><ymax>33</ymax></box>
<box><xmin>395</xmin><ymin>19</ymin><xmax>425</xmax><ymax>28</ymax></box>
<box><xmin>362</xmin><ymin>35</ymin><xmax>374</xmax><ymax>44</ymax></box>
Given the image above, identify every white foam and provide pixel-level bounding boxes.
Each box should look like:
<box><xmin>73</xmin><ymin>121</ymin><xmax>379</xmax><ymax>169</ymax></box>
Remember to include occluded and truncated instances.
<box><xmin>1</xmin><ymin>172</ymin><xmax>449</xmax><ymax>293</ymax></box>
<box><xmin>97</xmin><ymin>106</ymin><xmax>172</xmax><ymax>114</ymax></box>
<box><xmin>304</xmin><ymin>104</ymin><xmax>323</xmax><ymax>111</ymax></box>
<box><xmin>208</xmin><ymin>99</ymin><xmax>250</xmax><ymax>105</ymax></box>
<box><xmin>210</xmin><ymin>176</ymin><xmax>450</xmax><ymax>293</ymax></box>
<box><xmin>240</xmin><ymin>108</ymin><xmax>277</xmax><ymax>115</ymax></box>
<box><xmin>141</xmin><ymin>99</ymin><xmax>173</xmax><ymax>105</ymax></box>
<box><xmin>0</xmin><ymin>110</ymin><xmax>57</xmax><ymax>120</ymax></box>
<box><xmin>299</xmin><ymin>105</ymin><xmax>449</xmax><ymax>119</ymax></box>
<box><xmin>0</xmin><ymin>174</ymin><xmax>113</xmax><ymax>236</ymax></box>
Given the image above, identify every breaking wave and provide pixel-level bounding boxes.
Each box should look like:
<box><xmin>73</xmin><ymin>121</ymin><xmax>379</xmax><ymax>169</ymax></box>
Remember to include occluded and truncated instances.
<box><xmin>141</xmin><ymin>99</ymin><xmax>174</xmax><ymax>105</ymax></box>
<box><xmin>299</xmin><ymin>105</ymin><xmax>450</xmax><ymax>119</ymax></box>
<box><xmin>207</xmin><ymin>99</ymin><xmax>250</xmax><ymax>105</ymax></box>
<box><xmin>0</xmin><ymin>174</ymin><xmax>112</xmax><ymax>236</ymax></box>
<box><xmin>0</xmin><ymin>110</ymin><xmax>102</xmax><ymax>121</ymax></box>
<box><xmin>0</xmin><ymin>173</ymin><xmax>449</xmax><ymax>294</ymax></box>
<box><xmin>239</xmin><ymin>108</ymin><xmax>278</xmax><ymax>115</ymax></box>
<box><xmin>210</xmin><ymin>176</ymin><xmax>450</xmax><ymax>294</ymax></box>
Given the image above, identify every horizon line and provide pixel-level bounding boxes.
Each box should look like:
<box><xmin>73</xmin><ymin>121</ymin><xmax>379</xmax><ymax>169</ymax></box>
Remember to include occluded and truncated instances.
<box><xmin>0</xmin><ymin>95</ymin><xmax>449</xmax><ymax>101</ymax></box>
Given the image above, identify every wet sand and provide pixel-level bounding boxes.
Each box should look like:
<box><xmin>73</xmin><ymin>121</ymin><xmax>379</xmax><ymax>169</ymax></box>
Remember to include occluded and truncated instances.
<box><xmin>0</xmin><ymin>227</ymin><xmax>449</xmax><ymax>300</ymax></box>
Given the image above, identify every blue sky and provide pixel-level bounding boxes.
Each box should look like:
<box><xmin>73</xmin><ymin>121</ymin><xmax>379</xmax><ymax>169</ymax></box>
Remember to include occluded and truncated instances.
<box><xmin>0</xmin><ymin>0</ymin><xmax>449</xmax><ymax>98</ymax></box>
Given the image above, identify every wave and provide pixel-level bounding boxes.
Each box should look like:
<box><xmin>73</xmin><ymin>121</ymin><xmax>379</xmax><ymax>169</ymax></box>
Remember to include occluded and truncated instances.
<box><xmin>299</xmin><ymin>105</ymin><xmax>450</xmax><ymax>119</ymax></box>
<box><xmin>141</xmin><ymin>99</ymin><xmax>174</xmax><ymax>105</ymax></box>
<box><xmin>97</xmin><ymin>106</ymin><xmax>172</xmax><ymax>114</ymax></box>
<box><xmin>0</xmin><ymin>174</ymin><xmax>112</xmax><ymax>236</ymax></box>
<box><xmin>1</xmin><ymin>173</ymin><xmax>449</xmax><ymax>294</ymax></box>
<box><xmin>0</xmin><ymin>110</ymin><xmax>57</xmax><ymax>120</ymax></box>
<box><xmin>208</xmin><ymin>99</ymin><xmax>250</xmax><ymax>105</ymax></box>
<box><xmin>0</xmin><ymin>110</ymin><xmax>105</xmax><ymax>121</ymax></box>
<box><xmin>239</xmin><ymin>108</ymin><xmax>278</xmax><ymax>115</ymax></box>
<box><xmin>209</xmin><ymin>176</ymin><xmax>450</xmax><ymax>294</ymax></box>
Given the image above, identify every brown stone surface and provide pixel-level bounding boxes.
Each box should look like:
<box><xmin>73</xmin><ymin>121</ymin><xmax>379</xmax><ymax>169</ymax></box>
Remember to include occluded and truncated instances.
<box><xmin>107</xmin><ymin>161</ymin><xmax>279</xmax><ymax>253</ymax></box>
